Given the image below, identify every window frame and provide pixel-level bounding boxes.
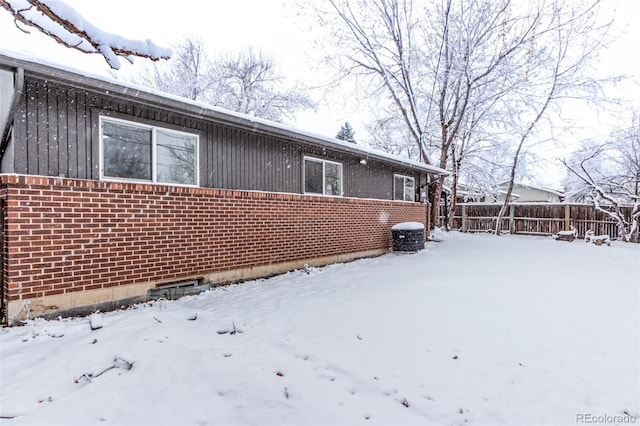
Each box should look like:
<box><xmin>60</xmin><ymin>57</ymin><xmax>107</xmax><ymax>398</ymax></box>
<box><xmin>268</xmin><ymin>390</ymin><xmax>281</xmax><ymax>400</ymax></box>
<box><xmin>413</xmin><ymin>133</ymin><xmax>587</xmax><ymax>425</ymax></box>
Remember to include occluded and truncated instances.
<box><xmin>393</xmin><ymin>174</ymin><xmax>416</xmax><ymax>202</ymax></box>
<box><xmin>99</xmin><ymin>116</ymin><xmax>199</xmax><ymax>187</ymax></box>
<box><xmin>303</xmin><ymin>156</ymin><xmax>343</xmax><ymax>197</ymax></box>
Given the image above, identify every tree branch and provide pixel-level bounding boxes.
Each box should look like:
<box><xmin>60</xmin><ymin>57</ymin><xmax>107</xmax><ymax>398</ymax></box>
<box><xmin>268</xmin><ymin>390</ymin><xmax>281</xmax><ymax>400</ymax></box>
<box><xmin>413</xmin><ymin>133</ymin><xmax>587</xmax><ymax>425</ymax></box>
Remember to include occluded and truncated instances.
<box><xmin>0</xmin><ymin>0</ymin><xmax>171</xmax><ymax>69</ymax></box>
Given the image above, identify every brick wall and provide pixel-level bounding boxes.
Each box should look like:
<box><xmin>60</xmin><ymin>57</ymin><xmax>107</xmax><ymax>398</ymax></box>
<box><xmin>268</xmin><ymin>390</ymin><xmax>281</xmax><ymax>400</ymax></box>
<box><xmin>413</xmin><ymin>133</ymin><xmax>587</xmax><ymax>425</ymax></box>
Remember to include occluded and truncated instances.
<box><xmin>1</xmin><ymin>175</ymin><xmax>426</xmax><ymax>319</ymax></box>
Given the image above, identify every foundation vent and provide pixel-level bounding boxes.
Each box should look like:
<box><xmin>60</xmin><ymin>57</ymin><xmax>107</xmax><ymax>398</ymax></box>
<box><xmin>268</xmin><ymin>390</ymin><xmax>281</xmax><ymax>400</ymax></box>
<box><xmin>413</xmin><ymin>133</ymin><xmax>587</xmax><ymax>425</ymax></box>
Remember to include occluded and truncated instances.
<box><xmin>147</xmin><ymin>280</ymin><xmax>211</xmax><ymax>300</ymax></box>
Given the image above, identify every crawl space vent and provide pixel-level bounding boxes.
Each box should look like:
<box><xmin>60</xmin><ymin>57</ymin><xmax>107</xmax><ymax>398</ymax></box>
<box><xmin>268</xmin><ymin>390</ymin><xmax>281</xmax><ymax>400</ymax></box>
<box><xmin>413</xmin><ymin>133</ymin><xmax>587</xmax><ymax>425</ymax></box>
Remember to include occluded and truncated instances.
<box><xmin>147</xmin><ymin>280</ymin><xmax>211</xmax><ymax>300</ymax></box>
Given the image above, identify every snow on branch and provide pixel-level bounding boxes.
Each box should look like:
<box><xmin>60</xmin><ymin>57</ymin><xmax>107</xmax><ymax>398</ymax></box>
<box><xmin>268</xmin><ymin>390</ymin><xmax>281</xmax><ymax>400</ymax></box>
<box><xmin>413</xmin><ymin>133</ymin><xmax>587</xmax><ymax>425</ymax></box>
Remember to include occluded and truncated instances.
<box><xmin>562</xmin><ymin>155</ymin><xmax>639</xmax><ymax>242</ymax></box>
<box><xmin>0</xmin><ymin>0</ymin><xmax>171</xmax><ymax>69</ymax></box>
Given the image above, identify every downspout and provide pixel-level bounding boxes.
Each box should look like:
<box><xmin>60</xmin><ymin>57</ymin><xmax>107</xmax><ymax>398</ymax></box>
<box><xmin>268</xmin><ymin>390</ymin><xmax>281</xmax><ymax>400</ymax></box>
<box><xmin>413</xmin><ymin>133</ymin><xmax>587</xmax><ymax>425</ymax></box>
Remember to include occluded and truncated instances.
<box><xmin>0</xmin><ymin>68</ymin><xmax>22</xmax><ymax>324</ymax></box>
<box><xmin>0</xmin><ymin>67</ymin><xmax>24</xmax><ymax>164</ymax></box>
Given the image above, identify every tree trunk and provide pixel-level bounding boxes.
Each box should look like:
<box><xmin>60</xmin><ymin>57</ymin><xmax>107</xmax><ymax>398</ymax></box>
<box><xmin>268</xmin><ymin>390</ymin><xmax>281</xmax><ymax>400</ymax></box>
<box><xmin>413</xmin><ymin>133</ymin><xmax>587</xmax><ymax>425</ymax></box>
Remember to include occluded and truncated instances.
<box><xmin>495</xmin><ymin>74</ymin><xmax>556</xmax><ymax>235</ymax></box>
<box><xmin>449</xmin><ymin>179</ymin><xmax>458</xmax><ymax>231</ymax></box>
<box><xmin>495</xmin><ymin>157</ymin><xmax>518</xmax><ymax>235</ymax></box>
<box><xmin>449</xmin><ymin>154</ymin><xmax>463</xmax><ymax>231</ymax></box>
<box><xmin>429</xmin><ymin>177</ymin><xmax>444</xmax><ymax>229</ymax></box>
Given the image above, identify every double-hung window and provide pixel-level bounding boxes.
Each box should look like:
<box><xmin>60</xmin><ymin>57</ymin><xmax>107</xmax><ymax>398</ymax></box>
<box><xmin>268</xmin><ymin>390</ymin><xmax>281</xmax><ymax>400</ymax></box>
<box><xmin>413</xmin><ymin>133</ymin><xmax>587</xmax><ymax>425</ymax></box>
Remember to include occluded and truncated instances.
<box><xmin>101</xmin><ymin>117</ymin><xmax>198</xmax><ymax>186</ymax></box>
<box><xmin>304</xmin><ymin>157</ymin><xmax>343</xmax><ymax>196</ymax></box>
<box><xmin>394</xmin><ymin>174</ymin><xmax>415</xmax><ymax>201</ymax></box>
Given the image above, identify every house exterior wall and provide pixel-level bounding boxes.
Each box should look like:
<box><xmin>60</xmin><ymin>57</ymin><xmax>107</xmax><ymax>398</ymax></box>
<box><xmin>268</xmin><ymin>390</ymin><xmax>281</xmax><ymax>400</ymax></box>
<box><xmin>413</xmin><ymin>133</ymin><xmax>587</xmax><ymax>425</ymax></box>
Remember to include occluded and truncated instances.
<box><xmin>0</xmin><ymin>58</ymin><xmax>439</xmax><ymax>324</ymax></box>
<box><xmin>496</xmin><ymin>186</ymin><xmax>561</xmax><ymax>203</ymax></box>
<box><xmin>9</xmin><ymin>76</ymin><xmax>422</xmax><ymax>201</ymax></box>
<box><xmin>515</xmin><ymin>187</ymin><xmax>560</xmax><ymax>203</ymax></box>
<box><xmin>1</xmin><ymin>175</ymin><xmax>427</xmax><ymax>323</ymax></box>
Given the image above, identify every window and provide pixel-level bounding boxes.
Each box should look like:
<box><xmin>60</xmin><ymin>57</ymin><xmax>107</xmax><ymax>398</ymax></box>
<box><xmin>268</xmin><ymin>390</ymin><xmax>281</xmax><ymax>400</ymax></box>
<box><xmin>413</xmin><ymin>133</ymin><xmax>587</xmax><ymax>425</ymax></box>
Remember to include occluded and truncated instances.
<box><xmin>101</xmin><ymin>117</ymin><xmax>198</xmax><ymax>186</ymax></box>
<box><xmin>394</xmin><ymin>174</ymin><xmax>415</xmax><ymax>201</ymax></box>
<box><xmin>304</xmin><ymin>157</ymin><xmax>343</xmax><ymax>196</ymax></box>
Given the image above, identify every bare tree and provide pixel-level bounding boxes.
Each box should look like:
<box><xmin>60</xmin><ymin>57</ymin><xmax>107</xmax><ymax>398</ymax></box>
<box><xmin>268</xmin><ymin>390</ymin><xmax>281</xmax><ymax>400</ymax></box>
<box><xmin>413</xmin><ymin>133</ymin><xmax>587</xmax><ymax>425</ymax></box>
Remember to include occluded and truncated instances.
<box><xmin>448</xmin><ymin>78</ymin><xmax>513</xmax><ymax>214</ymax></box>
<box><xmin>213</xmin><ymin>48</ymin><xmax>315</xmax><ymax>123</ymax></box>
<box><xmin>562</xmin><ymin>121</ymin><xmax>640</xmax><ymax>242</ymax></box>
<box><xmin>132</xmin><ymin>39</ymin><xmax>315</xmax><ymax>124</ymax></box>
<box><xmin>0</xmin><ymin>0</ymin><xmax>170</xmax><ymax>69</ymax></box>
<box><xmin>300</xmin><ymin>0</ymin><xmax>596</xmax><ymax>228</ymax></box>
<box><xmin>366</xmin><ymin>106</ymin><xmax>419</xmax><ymax>159</ymax></box>
<box><xmin>135</xmin><ymin>36</ymin><xmax>215</xmax><ymax>101</ymax></box>
<box><xmin>494</xmin><ymin>0</ymin><xmax>612</xmax><ymax>234</ymax></box>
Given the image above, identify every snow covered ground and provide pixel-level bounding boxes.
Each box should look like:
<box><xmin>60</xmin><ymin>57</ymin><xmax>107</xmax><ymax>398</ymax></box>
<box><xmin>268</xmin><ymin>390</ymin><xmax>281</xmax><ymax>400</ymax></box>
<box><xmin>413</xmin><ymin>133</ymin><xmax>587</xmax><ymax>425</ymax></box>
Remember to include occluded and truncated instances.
<box><xmin>1</xmin><ymin>232</ymin><xmax>638</xmax><ymax>426</ymax></box>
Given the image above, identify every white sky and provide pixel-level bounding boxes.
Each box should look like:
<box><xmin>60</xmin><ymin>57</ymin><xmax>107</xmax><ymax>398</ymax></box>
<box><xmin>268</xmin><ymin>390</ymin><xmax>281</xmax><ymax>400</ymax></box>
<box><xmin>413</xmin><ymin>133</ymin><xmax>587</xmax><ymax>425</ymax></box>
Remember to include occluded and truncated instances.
<box><xmin>0</xmin><ymin>0</ymin><xmax>362</xmax><ymax>137</ymax></box>
<box><xmin>0</xmin><ymin>0</ymin><xmax>638</xmax><ymax>187</ymax></box>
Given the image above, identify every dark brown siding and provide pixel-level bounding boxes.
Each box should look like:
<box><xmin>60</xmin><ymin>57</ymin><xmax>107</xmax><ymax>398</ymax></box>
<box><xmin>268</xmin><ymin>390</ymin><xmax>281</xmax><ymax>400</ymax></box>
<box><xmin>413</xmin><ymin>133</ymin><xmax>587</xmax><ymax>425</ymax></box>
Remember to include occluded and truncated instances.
<box><xmin>328</xmin><ymin>155</ymin><xmax>422</xmax><ymax>201</ymax></box>
<box><xmin>206</xmin><ymin>127</ymin><xmax>301</xmax><ymax>193</ymax></box>
<box><xmin>14</xmin><ymin>80</ymin><xmax>96</xmax><ymax>178</ymax></box>
<box><xmin>12</xmin><ymin>76</ymin><xmax>425</xmax><ymax>200</ymax></box>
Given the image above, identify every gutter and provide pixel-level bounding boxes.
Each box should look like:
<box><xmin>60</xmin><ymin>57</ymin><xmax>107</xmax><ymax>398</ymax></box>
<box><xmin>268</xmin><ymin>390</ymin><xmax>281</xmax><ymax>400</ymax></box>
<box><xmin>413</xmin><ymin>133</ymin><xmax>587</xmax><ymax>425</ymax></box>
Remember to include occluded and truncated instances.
<box><xmin>0</xmin><ymin>67</ymin><xmax>24</xmax><ymax>163</ymax></box>
<box><xmin>0</xmin><ymin>54</ymin><xmax>449</xmax><ymax>176</ymax></box>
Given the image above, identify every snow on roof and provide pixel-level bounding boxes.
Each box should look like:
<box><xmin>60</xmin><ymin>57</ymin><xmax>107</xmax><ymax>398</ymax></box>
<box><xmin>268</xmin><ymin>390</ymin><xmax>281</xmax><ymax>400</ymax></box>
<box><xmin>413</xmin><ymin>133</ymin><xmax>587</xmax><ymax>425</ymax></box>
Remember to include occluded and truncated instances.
<box><xmin>0</xmin><ymin>49</ymin><xmax>448</xmax><ymax>176</ymax></box>
<box><xmin>498</xmin><ymin>181</ymin><xmax>563</xmax><ymax>196</ymax></box>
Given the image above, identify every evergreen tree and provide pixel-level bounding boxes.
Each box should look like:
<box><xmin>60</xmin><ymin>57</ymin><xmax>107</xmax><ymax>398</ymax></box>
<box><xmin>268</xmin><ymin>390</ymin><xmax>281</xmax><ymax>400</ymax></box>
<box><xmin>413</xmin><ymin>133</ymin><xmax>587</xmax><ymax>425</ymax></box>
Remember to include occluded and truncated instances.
<box><xmin>336</xmin><ymin>122</ymin><xmax>356</xmax><ymax>143</ymax></box>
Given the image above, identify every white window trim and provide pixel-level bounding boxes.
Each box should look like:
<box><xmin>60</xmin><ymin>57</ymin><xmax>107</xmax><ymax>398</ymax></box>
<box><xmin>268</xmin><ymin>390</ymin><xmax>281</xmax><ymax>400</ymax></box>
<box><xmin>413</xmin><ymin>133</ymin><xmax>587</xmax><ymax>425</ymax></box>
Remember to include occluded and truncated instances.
<box><xmin>394</xmin><ymin>174</ymin><xmax>415</xmax><ymax>201</ymax></box>
<box><xmin>303</xmin><ymin>156</ymin><xmax>343</xmax><ymax>196</ymax></box>
<box><xmin>99</xmin><ymin>116</ymin><xmax>199</xmax><ymax>187</ymax></box>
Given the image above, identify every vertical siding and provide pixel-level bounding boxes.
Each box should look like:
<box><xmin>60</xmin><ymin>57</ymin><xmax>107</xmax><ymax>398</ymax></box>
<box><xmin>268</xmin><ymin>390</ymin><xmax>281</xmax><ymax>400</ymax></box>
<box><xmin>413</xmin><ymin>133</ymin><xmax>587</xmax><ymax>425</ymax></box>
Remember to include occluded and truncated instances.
<box><xmin>64</xmin><ymin>89</ymin><xmax>76</xmax><ymax>178</ymax></box>
<box><xmin>16</xmin><ymin>80</ymin><xmax>96</xmax><ymax>178</ymax></box>
<box><xmin>49</xmin><ymin>86</ymin><xmax>60</xmax><ymax>176</ymax></box>
<box><xmin>12</xmin><ymin>95</ymin><xmax>26</xmax><ymax>173</ymax></box>
<box><xmin>199</xmin><ymin>121</ymin><xmax>210</xmax><ymax>187</ymax></box>
<box><xmin>76</xmin><ymin>90</ymin><xmax>88</xmax><ymax>179</ymax></box>
<box><xmin>12</xmin><ymin>76</ymin><xmax>427</xmax><ymax>201</ymax></box>
<box><xmin>206</xmin><ymin>126</ymin><xmax>301</xmax><ymax>193</ymax></box>
<box><xmin>36</xmin><ymin>81</ymin><xmax>48</xmax><ymax>175</ymax></box>
<box><xmin>221</xmin><ymin>125</ymin><xmax>231</xmax><ymax>188</ymax></box>
<box><xmin>249</xmin><ymin>132</ymin><xmax>260</xmax><ymax>190</ymax></box>
<box><xmin>345</xmin><ymin>158</ymin><xmax>393</xmax><ymax>199</ymax></box>
<box><xmin>301</xmin><ymin>150</ymin><xmax>421</xmax><ymax>201</ymax></box>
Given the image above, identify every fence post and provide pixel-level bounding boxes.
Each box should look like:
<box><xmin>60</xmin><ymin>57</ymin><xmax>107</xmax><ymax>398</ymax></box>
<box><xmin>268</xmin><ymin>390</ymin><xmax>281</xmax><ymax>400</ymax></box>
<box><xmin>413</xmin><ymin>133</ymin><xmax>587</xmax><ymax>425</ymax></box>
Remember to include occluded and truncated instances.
<box><xmin>461</xmin><ymin>204</ymin><xmax>467</xmax><ymax>232</ymax></box>
<box><xmin>509</xmin><ymin>204</ymin><xmax>515</xmax><ymax>234</ymax></box>
<box><xmin>425</xmin><ymin>201</ymin><xmax>431</xmax><ymax>232</ymax></box>
<box><xmin>564</xmin><ymin>204</ymin><xmax>570</xmax><ymax>231</ymax></box>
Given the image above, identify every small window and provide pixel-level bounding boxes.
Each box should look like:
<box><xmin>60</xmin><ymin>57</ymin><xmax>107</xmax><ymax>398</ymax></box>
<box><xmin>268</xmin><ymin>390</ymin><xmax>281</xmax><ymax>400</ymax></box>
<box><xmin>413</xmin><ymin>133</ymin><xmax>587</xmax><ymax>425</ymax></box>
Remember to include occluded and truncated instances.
<box><xmin>394</xmin><ymin>174</ymin><xmax>415</xmax><ymax>201</ymax></box>
<box><xmin>101</xmin><ymin>117</ymin><xmax>198</xmax><ymax>186</ymax></box>
<box><xmin>304</xmin><ymin>157</ymin><xmax>343</xmax><ymax>196</ymax></box>
<box><xmin>156</xmin><ymin>130</ymin><xmax>198</xmax><ymax>185</ymax></box>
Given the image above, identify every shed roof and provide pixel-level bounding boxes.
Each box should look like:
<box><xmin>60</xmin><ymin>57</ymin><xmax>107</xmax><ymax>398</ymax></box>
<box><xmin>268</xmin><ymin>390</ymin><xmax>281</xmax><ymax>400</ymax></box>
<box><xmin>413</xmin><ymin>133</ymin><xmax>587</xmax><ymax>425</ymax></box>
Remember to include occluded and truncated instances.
<box><xmin>0</xmin><ymin>50</ymin><xmax>448</xmax><ymax>176</ymax></box>
<box><xmin>497</xmin><ymin>181</ymin><xmax>564</xmax><ymax>196</ymax></box>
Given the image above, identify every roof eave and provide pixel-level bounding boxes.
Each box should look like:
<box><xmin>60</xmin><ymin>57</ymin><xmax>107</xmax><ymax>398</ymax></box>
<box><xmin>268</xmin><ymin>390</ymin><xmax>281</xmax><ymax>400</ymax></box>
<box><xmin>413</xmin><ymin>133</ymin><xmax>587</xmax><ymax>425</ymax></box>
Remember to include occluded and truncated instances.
<box><xmin>0</xmin><ymin>52</ymin><xmax>448</xmax><ymax>176</ymax></box>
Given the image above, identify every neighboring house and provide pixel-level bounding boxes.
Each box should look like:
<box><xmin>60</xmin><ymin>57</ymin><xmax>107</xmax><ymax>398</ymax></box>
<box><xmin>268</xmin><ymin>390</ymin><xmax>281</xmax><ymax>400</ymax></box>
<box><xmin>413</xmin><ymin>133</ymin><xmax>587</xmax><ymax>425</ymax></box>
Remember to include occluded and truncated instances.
<box><xmin>452</xmin><ymin>183</ymin><xmax>487</xmax><ymax>203</ymax></box>
<box><xmin>0</xmin><ymin>52</ymin><xmax>447</xmax><ymax>324</ymax></box>
<box><xmin>450</xmin><ymin>182</ymin><xmax>563</xmax><ymax>204</ymax></box>
<box><xmin>492</xmin><ymin>182</ymin><xmax>564</xmax><ymax>203</ymax></box>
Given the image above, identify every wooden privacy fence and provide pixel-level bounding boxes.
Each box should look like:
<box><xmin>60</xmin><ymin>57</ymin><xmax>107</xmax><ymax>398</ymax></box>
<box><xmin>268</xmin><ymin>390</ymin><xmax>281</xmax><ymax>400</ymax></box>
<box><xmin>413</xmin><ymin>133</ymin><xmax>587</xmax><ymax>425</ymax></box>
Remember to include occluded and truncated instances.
<box><xmin>452</xmin><ymin>203</ymin><xmax>637</xmax><ymax>240</ymax></box>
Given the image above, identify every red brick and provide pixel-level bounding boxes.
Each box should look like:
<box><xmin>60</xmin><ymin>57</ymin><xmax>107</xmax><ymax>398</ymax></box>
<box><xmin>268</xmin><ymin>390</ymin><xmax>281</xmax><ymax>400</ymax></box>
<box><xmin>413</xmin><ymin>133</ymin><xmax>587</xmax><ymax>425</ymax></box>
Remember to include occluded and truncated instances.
<box><xmin>2</xmin><ymin>176</ymin><xmax>426</xmax><ymax>303</ymax></box>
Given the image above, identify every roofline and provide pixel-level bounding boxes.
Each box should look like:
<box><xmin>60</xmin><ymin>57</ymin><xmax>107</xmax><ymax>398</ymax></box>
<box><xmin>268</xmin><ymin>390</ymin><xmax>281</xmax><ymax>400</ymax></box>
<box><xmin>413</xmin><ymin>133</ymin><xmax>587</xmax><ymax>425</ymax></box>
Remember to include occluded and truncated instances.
<box><xmin>497</xmin><ymin>181</ymin><xmax>563</xmax><ymax>196</ymax></box>
<box><xmin>0</xmin><ymin>51</ymin><xmax>448</xmax><ymax>177</ymax></box>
